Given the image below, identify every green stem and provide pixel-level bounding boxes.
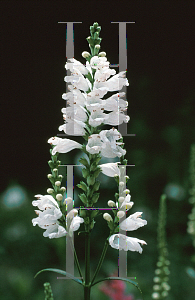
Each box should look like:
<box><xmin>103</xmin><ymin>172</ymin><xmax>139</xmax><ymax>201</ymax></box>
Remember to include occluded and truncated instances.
<box><xmin>69</xmin><ymin>238</ymin><xmax>83</xmax><ymax>282</ymax></box>
<box><xmin>91</xmin><ymin>239</ymin><xmax>109</xmax><ymax>285</ymax></box>
<box><xmin>84</xmin><ymin>229</ymin><xmax>91</xmax><ymax>299</ymax></box>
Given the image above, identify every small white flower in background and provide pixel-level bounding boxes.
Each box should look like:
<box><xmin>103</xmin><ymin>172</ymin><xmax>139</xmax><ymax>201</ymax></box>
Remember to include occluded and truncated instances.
<box><xmin>48</xmin><ymin>137</ymin><xmax>82</xmax><ymax>155</ymax></box>
<box><xmin>109</xmin><ymin>234</ymin><xmax>147</xmax><ymax>253</ymax></box>
<box><xmin>120</xmin><ymin>212</ymin><xmax>147</xmax><ymax>231</ymax></box>
<box><xmin>32</xmin><ymin>194</ymin><xmax>67</xmax><ymax>239</ymax></box>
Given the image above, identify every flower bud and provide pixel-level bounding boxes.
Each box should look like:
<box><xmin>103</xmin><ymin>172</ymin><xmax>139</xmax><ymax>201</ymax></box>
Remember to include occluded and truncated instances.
<box><xmin>47</xmin><ymin>174</ymin><xmax>52</xmax><ymax>179</ymax></box>
<box><xmin>117</xmin><ymin>211</ymin><xmax>125</xmax><ymax>218</ymax></box>
<box><xmin>60</xmin><ymin>187</ymin><xmax>66</xmax><ymax>192</ymax></box>
<box><xmin>125</xmin><ymin>203</ymin><xmax>133</xmax><ymax>210</ymax></box>
<box><xmin>103</xmin><ymin>213</ymin><xmax>112</xmax><ymax>222</ymax></box>
<box><xmin>47</xmin><ymin>188</ymin><xmax>54</xmax><ymax>194</ymax></box>
<box><xmin>95</xmin><ymin>44</ymin><xmax>100</xmax><ymax>49</ymax></box>
<box><xmin>53</xmin><ymin>168</ymin><xmax>58</xmax><ymax>172</ymax></box>
<box><xmin>119</xmin><ymin>181</ymin><xmax>124</xmax><ymax>187</ymax></box>
<box><xmin>55</xmin><ymin>181</ymin><xmax>61</xmax><ymax>186</ymax></box>
<box><xmin>56</xmin><ymin>194</ymin><xmax>63</xmax><ymax>201</ymax></box>
<box><xmin>124</xmin><ymin>189</ymin><xmax>130</xmax><ymax>194</ymax></box>
<box><xmin>108</xmin><ymin>200</ymin><xmax>115</xmax><ymax>207</ymax></box>
<box><xmin>64</xmin><ymin>197</ymin><xmax>72</xmax><ymax>205</ymax></box>
<box><xmin>98</xmin><ymin>52</ymin><xmax>106</xmax><ymax>57</ymax></box>
<box><xmin>119</xmin><ymin>196</ymin><xmax>124</xmax><ymax>203</ymax></box>
<box><xmin>82</xmin><ymin>51</ymin><xmax>91</xmax><ymax>58</ymax></box>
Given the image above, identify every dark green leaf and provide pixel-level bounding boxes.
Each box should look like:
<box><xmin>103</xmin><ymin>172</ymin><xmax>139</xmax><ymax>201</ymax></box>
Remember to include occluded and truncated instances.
<box><xmin>34</xmin><ymin>268</ymin><xmax>83</xmax><ymax>285</ymax></box>
<box><xmin>77</xmin><ymin>181</ymin><xmax>88</xmax><ymax>192</ymax></box>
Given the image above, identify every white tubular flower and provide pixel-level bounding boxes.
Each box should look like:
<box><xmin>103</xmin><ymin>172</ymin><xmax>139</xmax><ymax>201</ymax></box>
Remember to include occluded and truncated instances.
<box><xmin>100</xmin><ymin>162</ymin><xmax>120</xmax><ymax>177</ymax></box>
<box><xmin>66</xmin><ymin>209</ymin><xmax>84</xmax><ymax>237</ymax></box>
<box><xmin>90</xmin><ymin>56</ymin><xmax>109</xmax><ymax>70</ymax></box>
<box><xmin>94</xmin><ymin>71</ymin><xmax>129</xmax><ymax>91</ymax></box>
<box><xmin>62</xmin><ymin>89</ymin><xmax>86</xmax><ymax>107</ymax></box>
<box><xmin>68</xmin><ymin>216</ymin><xmax>84</xmax><ymax>237</ymax></box>
<box><xmin>120</xmin><ymin>212</ymin><xmax>147</xmax><ymax>231</ymax></box>
<box><xmin>32</xmin><ymin>194</ymin><xmax>67</xmax><ymax>239</ymax></box>
<box><xmin>109</xmin><ymin>234</ymin><xmax>147</xmax><ymax>253</ymax></box>
<box><xmin>89</xmin><ymin>107</ymin><xmax>108</xmax><ymax>127</ymax></box>
<box><xmin>86</xmin><ymin>134</ymin><xmax>102</xmax><ymax>154</ymax></box>
<box><xmin>101</xmin><ymin>92</ymin><xmax>127</xmax><ymax>111</ymax></box>
<box><xmin>95</xmin><ymin>68</ymin><xmax>116</xmax><ymax>82</ymax></box>
<box><xmin>62</xmin><ymin>106</ymin><xmax>87</xmax><ymax>123</ymax></box>
<box><xmin>105</xmin><ymin>111</ymin><xmax>130</xmax><ymax>126</ymax></box>
<box><xmin>64</xmin><ymin>69</ymin><xmax>91</xmax><ymax>92</ymax></box>
<box><xmin>119</xmin><ymin>194</ymin><xmax>134</xmax><ymax>211</ymax></box>
<box><xmin>48</xmin><ymin>137</ymin><xmax>82</xmax><ymax>155</ymax></box>
<box><xmin>58</xmin><ymin>119</ymin><xmax>86</xmax><ymax>136</ymax></box>
<box><xmin>65</xmin><ymin>58</ymin><xmax>89</xmax><ymax>75</ymax></box>
<box><xmin>100</xmin><ymin>128</ymin><xmax>126</xmax><ymax>158</ymax></box>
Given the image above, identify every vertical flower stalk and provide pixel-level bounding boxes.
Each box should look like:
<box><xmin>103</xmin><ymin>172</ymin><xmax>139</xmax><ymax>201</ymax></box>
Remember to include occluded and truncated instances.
<box><xmin>32</xmin><ymin>22</ymin><xmax>147</xmax><ymax>300</ymax></box>
<box><xmin>152</xmin><ymin>195</ymin><xmax>171</xmax><ymax>299</ymax></box>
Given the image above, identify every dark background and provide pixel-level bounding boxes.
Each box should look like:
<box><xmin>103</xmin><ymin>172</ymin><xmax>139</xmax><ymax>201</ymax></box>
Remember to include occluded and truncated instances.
<box><xmin>1</xmin><ymin>1</ymin><xmax>195</xmax><ymax>299</ymax></box>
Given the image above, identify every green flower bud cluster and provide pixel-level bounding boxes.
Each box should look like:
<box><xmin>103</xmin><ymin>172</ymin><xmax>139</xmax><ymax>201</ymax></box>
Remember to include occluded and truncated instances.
<box><xmin>187</xmin><ymin>144</ymin><xmax>195</xmax><ymax>247</ymax></box>
<box><xmin>152</xmin><ymin>195</ymin><xmax>171</xmax><ymax>299</ymax></box>
<box><xmin>47</xmin><ymin>148</ymin><xmax>66</xmax><ymax>202</ymax></box>
<box><xmin>86</xmin><ymin>22</ymin><xmax>102</xmax><ymax>57</ymax></box>
<box><xmin>78</xmin><ymin>154</ymin><xmax>101</xmax><ymax>207</ymax></box>
<box><xmin>44</xmin><ymin>282</ymin><xmax>54</xmax><ymax>300</ymax></box>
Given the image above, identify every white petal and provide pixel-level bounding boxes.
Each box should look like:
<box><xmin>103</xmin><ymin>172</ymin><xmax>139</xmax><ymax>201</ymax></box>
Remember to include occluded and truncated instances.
<box><xmin>100</xmin><ymin>162</ymin><xmax>120</xmax><ymax>177</ymax></box>
<box><xmin>48</xmin><ymin>137</ymin><xmax>82</xmax><ymax>155</ymax></box>
<box><xmin>69</xmin><ymin>216</ymin><xmax>84</xmax><ymax>237</ymax></box>
<box><xmin>120</xmin><ymin>212</ymin><xmax>147</xmax><ymax>231</ymax></box>
<box><xmin>109</xmin><ymin>234</ymin><xmax>146</xmax><ymax>253</ymax></box>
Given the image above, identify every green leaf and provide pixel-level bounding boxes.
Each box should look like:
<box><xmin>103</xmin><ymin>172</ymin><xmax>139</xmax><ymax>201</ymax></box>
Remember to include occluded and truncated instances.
<box><xmin>92</xmin><ymin>193</ymin><xmax>99</xmax><ymax>203</ymax></box>
<box><xmin>48</xmin><ymin>160</ymin><xmax>55</xmax><ymax>169</ymax></box>
<box><xmin>82</xmin><ymin>167</ymin><xmax>90</xmax><ymax>178</ymax></box>
<box><xmin>78</xmin><ymin>193</ymin><xmax>88</xmax><ymax>205</ymax></box>
<box><xmin>87</xmin><ymin>176</ymin><xmax>95</xmax><ymax>186</ymax></box>
<box><xmin>77</xmin><ymin>181</ymin><xmax>88</xmax><ymax>192</ymax></box>
<box><xmin>93</xmin><ymin>167</ymin><xmax>101</xmax><ymax>178</ymax></box>
<box><xmin>92</xmin><ymin>181</ymin><xmax>100</xmax><ymax>192</ymax></box>
<box><xmin>34</xmin><ymin>268</ymin><xmax>83</xmax><ymax>285</ymax></box>
<box><xmin>92</xmin><ymin>277</ymin><xmax>143</xmax><ymax>298</ymax></box>
<box><xmin>79</xmin><ymin>157</ymin><xmax>90</xmax><ymax>168</ymax></box>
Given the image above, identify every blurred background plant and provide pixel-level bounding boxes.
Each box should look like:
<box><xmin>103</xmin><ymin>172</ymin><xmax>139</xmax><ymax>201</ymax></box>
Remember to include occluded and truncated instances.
<box><xmin>186</xmin><ymin>145</ymin><xmax>195</xmax><ymax>280</ymax></box>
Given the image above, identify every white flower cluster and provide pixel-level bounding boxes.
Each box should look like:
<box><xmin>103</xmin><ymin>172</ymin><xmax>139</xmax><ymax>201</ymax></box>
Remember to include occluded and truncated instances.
<box><xmin>104</xmin><ymin>194</ymin><xmax>147</xmax><ymax>253</ymax></box>
<box><xmin>59</xmin><ymin>56</ymin><xmax>129</xmax><ymax>136</ymax></box>
<box><xmin>32</xmin><ymin>195</ymin><xmax>84</xmax><ymax>239</ymax></box>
